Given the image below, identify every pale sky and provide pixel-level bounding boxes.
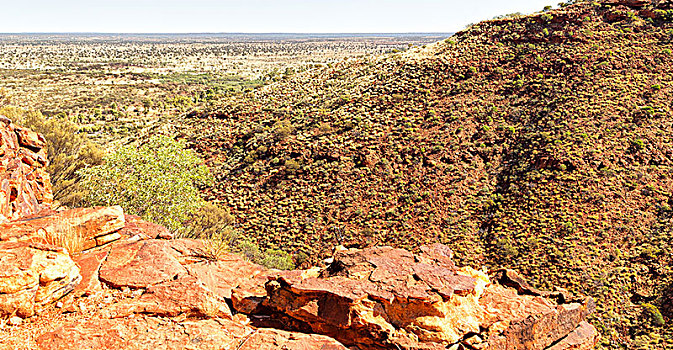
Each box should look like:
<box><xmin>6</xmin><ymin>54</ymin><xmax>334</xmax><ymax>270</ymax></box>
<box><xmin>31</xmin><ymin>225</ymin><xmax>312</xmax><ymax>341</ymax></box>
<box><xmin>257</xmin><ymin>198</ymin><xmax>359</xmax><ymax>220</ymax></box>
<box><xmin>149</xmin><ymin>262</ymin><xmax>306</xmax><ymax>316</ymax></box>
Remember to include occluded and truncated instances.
<box><xmin>0</xmin><ymin>0</ymin><xmax>557</xmax><ymax>33</ymax></box>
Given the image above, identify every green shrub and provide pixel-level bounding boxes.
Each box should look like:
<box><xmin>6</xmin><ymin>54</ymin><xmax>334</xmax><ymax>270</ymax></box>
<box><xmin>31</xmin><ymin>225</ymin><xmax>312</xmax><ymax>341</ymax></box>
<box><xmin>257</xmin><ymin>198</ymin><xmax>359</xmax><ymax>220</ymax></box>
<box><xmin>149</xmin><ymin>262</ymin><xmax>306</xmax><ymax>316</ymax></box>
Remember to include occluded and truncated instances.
<box><xmin>642</xmin><ymin>303</ymin><xmax>665</xmax><ymax>327</ymax></box>
<box><xmin>231</xmin><ymin>238</ymin><xmax>295</xmax><ymax>270</ymax></box>
<box><xmin>284</xmin><ymin>159</ymin><xmax>301</xmax><ymax>172</ymax></box>
<box><xmin>183</xmin><ymin>202</ymin><xmax>235</xmax><ymax>239</ymax></box>
<box><xmin>273</xmin><ymin>120</ymin><xmax>294</xmax><ymax>141</ymax></box>
<box><xmin>234</xmin><ymin>239</ymin><xmax>262</xmax><ymax>262</ymax></box>
<box><xmin>260</xmin><ymin>249</ymin><xmax>295</xmax><ymax>270</ymax></box>
<box><xmin>77</xmin><ymin>135</ymin><xmax>212</xmax><ymax>235</ymax></box>
<box><xmin>0</xmin><ymin>88</ymin><xmax>10</xmax><ymax>107</ymax></box>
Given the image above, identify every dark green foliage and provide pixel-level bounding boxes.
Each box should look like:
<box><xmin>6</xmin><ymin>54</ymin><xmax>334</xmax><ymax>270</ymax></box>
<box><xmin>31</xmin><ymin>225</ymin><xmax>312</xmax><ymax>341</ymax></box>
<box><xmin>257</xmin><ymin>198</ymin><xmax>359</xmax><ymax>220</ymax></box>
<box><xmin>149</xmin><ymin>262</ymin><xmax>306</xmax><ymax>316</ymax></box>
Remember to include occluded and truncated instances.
<box><xmin>78</xmin><ymin>135</ymin><xmax>212</xmax><ymax>235</ymax></box>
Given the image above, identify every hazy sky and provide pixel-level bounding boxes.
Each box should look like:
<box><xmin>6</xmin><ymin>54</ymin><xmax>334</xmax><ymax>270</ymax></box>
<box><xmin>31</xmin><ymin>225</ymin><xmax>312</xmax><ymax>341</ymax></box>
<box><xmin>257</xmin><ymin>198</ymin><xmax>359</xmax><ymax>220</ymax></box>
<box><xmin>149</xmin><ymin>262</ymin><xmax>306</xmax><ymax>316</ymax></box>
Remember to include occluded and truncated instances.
<box><xmin>1</xmin><ymin>0</ymin><xmax>557</xmax><ymax>33</ymax></box>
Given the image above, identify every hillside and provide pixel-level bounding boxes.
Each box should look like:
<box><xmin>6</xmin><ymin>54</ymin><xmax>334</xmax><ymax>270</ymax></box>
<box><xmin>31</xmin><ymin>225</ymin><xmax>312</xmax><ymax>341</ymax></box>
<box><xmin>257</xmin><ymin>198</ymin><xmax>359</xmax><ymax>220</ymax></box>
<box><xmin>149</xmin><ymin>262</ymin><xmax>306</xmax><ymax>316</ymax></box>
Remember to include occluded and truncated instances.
<box><xmin>185</xmin><ymin>0</ymin><xmax>673</xmax><ymax>346</ymax></box>
<box><xmin>0</xmin><ymin>118</ymin><xmax>596</xmax><ymax>349</ymax></box>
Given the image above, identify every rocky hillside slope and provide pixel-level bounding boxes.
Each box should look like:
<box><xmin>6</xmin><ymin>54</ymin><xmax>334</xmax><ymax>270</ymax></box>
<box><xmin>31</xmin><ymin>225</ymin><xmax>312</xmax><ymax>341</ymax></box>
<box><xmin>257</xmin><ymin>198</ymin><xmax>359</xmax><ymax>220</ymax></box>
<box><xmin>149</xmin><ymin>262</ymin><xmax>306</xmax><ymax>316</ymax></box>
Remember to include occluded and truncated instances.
<box><xmin>0</xmin><ymin>119</ymin><xmax>596</xmax><ymax>349</ymax></box>
<box><xmin>185</xmin><ymin>0</ymin><xmax>673</xmax><ymax>346</ymax></box>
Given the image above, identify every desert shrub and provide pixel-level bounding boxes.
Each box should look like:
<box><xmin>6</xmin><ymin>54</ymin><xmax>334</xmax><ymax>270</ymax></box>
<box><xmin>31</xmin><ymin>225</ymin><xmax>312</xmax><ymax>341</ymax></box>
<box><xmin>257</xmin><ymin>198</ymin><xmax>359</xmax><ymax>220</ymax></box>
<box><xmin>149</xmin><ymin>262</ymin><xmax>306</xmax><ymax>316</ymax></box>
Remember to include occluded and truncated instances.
<box><xmin>259</xmin><ymin>249</ymin><xmax>295</xmax><ymax>270</ymax></box>
<box><xmin>77</xmin><ymin>135</ymin><xmax>213</xmax><ymax>235</ymax></box>
<box><xmin>495</xmin><ymin>238</ymin><xmax>519</xmax><ymax>257</ymax></box>
<box><xmin>234</xmin><ymin>238</ymin><xmax>263</xmax><ymax>262</ymax></box>
<box><xmin>642</xmin><ymin>303</ymin><xmax>665</xmax><ymax>327</ymax></box>
<box><xmin>0</xmin><ymin>88</ymin><xmax>10</xmax><ymax>107</ymax></box>
<box><xmin>273</xmin><ymin>120</ymin><xmax>294</xmax><ymax>141</ymax></box>
<box><xmin>182</xmin><ymin>202</ymin><xmax>235</xmax><ymax>239</ymax></box>
<box><xmin>1</xmin><ymin>107</ymin><xmax>104</xmax><ymax>207</ymax></box>
<box><xmin>201</xmin><ymin>227</ymin><xmax>239</xmax><ymax>261</ymax></box>
<box><xmin>284</xmin><ymin>159</ymin><xmax>301</xmax><ymax>172</ymax></box>
<box><xmin>231</xmin><ymin>238</ymin><xmax>295</xmax><ymax>270</ymax></box>
<box><xmin>45</xmin><ymin>212</ymin><xmax>85</xmax><ymax>255</ymax></box>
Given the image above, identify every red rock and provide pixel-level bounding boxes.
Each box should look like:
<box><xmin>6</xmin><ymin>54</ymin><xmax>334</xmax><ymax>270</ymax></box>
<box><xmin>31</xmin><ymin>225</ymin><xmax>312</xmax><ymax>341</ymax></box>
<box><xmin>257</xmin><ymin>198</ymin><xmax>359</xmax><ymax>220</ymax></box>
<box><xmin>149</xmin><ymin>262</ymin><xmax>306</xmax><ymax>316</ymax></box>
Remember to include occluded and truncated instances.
<box><xmin>547</xmin><ymin>321</ymin><xmax>599</xmax><ymax>350</ymax></box>
<box><xmin>99</xmin><ymin>240</ymin><xmax>188</xmax><ymax>289</ymax></box>
<box><xmin>0</xmin><ymin>241</ymin><xmax>80</xmax><ymax>318</ymax></box>
<box><xmin>184</xmin><ymin>253</ymin><xmax>266</xmax><ymax>299</ymax></box>
<box><xmin>36</xmin><ymin>316</ymin><xmax>249</xmax><ymax>350</ymax></box>
<box><xmin>72</xmin><ymin>249</ymin><xmax>109</xmax><ymax>297</ymax></box>
<box><xmin>35</xmin><ymin>315</ymin><xmax>346</xmax><ymax>350</ymax></box>
<box><xmin>118</xmin><ymin>214</ymin><xmax>173</xmax><ymax>240</ymax></box>
<box><xmin>259</xmin><ymin>244</ymin><xmax>596</xmax><ymax>350</ymax></box>
<box><xmin>0</xmin><ymin>206</ymin><xmax>125</xmax><ymax>253</ymax></box>
<box><xmin>241</xmin><ymin>328</ymin><xmax>348</xmax><ymax>350</ymax></box>
<box><xmin>102</xmin><ymin>275</ymin><xmax>231</xmax><ymax>318</ymax></box>
<box><xmin>0</xmin><ymin>118</ymin><xmax>52</xmax><ymax>223</ymax></box>
<box><xmin>232</xmin><ymin>271</ymin><xmax>273</xmax><ymax>314</ymax></box>
<box><xmin>14</xmin><ymin>127</ymin><xmax>45</xmax><ymax>151</ymax></box>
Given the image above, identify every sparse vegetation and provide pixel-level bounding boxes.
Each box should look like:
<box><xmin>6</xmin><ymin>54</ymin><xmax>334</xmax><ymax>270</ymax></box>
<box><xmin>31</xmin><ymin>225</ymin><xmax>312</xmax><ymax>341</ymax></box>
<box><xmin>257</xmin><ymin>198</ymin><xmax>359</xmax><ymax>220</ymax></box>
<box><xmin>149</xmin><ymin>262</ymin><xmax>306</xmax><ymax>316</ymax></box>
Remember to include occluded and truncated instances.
<box><xmin>179</xmin><ymin>1</ymin><xmax>673</xmax><ymax>346</ymax></box>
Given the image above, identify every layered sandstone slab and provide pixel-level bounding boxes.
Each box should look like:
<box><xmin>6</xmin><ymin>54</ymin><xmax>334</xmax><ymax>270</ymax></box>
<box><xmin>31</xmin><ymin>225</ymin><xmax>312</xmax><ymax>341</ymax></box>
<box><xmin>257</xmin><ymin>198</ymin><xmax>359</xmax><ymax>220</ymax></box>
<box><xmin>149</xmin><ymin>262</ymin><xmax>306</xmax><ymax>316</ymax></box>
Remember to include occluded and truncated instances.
<box><xmin>0</xmin><ymin>116</ymin><xmax>52</xmax><ymax>223</ymax></box>
<box><xmin>0</xmin><ymin>241</ymin><xmax>80</xmax><ymax>318</ymax></box>
<box><xmin>35</xmin><ymin>316</ymin><xmax>347</xmax><ymax>350</ymax></box>
<box><xmin>0</xmin><ymin>206</ymin><xmax>126</xmax><ymax>252</ymax></box>
<box><xmin>257</xmin><ymin>243</ymin><xmax>597</xmax><ymax>350</ymax></box>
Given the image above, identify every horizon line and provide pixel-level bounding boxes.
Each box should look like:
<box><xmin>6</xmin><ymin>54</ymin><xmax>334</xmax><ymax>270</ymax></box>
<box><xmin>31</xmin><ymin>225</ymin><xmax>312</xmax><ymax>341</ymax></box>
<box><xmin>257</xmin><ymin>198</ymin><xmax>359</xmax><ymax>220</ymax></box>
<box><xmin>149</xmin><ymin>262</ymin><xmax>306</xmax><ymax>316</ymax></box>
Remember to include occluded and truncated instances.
<box><xmin>0</xmin><ymin>32</ymin><xmax>454</xmax><ymax>35</ymax></box>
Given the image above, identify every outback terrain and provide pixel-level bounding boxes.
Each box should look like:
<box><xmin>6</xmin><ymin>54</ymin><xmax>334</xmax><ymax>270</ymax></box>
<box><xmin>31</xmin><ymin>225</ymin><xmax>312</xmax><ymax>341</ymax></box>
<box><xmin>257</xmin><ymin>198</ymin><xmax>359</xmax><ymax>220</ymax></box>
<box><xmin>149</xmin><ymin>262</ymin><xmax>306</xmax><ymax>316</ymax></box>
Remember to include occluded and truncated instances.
<box><xmin>0</xmin><ymin>33</ymin><xmax>447</xmax><ymax>144</ymax></box>
<box><xmin>0</xmin><ymin>0</ymin><xmax>672</xmax><ymax>348</ymax></box>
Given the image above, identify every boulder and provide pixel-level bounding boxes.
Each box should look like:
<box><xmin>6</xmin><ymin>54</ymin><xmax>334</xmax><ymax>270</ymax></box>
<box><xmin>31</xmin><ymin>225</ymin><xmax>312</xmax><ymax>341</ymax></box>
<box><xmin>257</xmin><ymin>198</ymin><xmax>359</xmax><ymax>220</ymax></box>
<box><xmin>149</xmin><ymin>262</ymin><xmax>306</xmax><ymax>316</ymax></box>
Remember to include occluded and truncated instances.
<box><xmin>548</xmin><ymin>322</ymin><xmax>599</xmax><ymax>350</ymax></box>
<box><xmin>118</xmin><ymin>214</ymin><xmax>173</xmax><ymax>240</ymax></box>
<box><xmin>71</xmin><ymin>249</ymin><xmax>108</xmax><ymax>297</ymax></box>
<box><xmin>101</xmin><ymin>274</ymin><xmax>232</xmax><ymax>318</ymax></box>
<box><xmin>0</xmin><ymin>241</ymin><xmax>80</xmax><ymax>318</ymax></box>
<box><xmin>98</xmin><ymin>239</ymin><xmax>188</xmax><ymax>289</ymax></box>
<box><xmin>255</xmin><ymin>244</ymin><xmax>597</xmax><ymax>350</ymax></box>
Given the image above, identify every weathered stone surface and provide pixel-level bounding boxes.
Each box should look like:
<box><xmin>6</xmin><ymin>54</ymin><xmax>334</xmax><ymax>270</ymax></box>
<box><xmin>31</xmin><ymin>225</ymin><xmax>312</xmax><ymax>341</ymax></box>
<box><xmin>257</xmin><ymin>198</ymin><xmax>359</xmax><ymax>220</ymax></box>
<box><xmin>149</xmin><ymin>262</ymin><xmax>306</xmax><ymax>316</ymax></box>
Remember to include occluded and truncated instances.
<box><xmin>242</xmin><ymin>328</ymin><xmax>348</xmax><ymax>350</ymax></box>
<box><xmin>71</xmin><ymin>249</ymin><xmax>108</xmax><ymax>297</ymax></box>
<box><xmin>548</xmin><ymin>322</ymin><xmax>599</xmax><ymax>350</ymax></box>
<box><xmin>102</xmin><ymin>275</ymin><xmax>232</xmax><ymax>318</ymax></box>
<box><xmin>257</xmin><ymin>244</ymin><xmax>596</xmax><ymax>350</ymax></box>
<box><xmin>0</xmin><ymin>117</ymin><xmax>52</xmax><ymax>223</ymax></box>
<box><xmin>35</xmin><ymin>316</ymin><xmax>249</xmax><ymax>350</ymax></box>
<box><xmin>35</xmin><ymin>315</ymin><xmax>346</xmax><ymax>350</ymax></box>
<box><xmin>99</xmin><ymin>239</ymin><xmax>188</xmax><ymax>289</ymax></box>
<box><xmin>480</xmin><ymin>285</ymin><xmax>595</xmax><ymax>350</ymax></box>
<box><xmin>232</xmin><ymin>271</ymin><xmax>273</xmax><ymax>314</ymax></box>
<box><xmin>0</xmin><ymin>241</ymin><xmax>80</xmax><ymax>317</ymax></box>
<box><xmin>184</xmin><ymin>253</ymin><xmax>266</xmax><ymax>300</ymax></box>
<box><xmin>118</xmin><ymin>214</ymin><xmax>173</xmax><ymax>240</ymax></box>
<box><xmin>0</xmin><ymin>206</ymin><xmax>125</xmax><ymax>252</ymax></box>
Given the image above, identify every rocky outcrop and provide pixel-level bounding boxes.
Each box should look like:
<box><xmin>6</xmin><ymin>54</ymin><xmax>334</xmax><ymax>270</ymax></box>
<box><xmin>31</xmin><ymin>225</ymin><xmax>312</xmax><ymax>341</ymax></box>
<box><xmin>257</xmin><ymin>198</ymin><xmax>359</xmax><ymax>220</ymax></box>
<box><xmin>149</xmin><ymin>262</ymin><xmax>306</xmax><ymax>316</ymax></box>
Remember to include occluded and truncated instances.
<box><xmin>0</xmin><ymin>241</ymin><xmax>80</xmax><ymax>318</ymax></box>
<box><xmin>0</xmin><ymin>116</ymin><xmax>52</xmax><ymax>223</ymax></box>
<box><xmin>253</xmin><ymin>244</ymin><xmax>598</xmax><ymax>350</ymax></box>
<box><xmin>0</xmin><ymin>206</ymin><xmax>125</xmax><ymax>251</ymax></box>
<box><xmin>0</xmin><ymin>235</ymin><xmax>596</xmax><ymax>349</ymax></box>
<box><xmin>0</xmin><ymin>238</ymin><xmax>346</xmax><ymax>350</ymax></box>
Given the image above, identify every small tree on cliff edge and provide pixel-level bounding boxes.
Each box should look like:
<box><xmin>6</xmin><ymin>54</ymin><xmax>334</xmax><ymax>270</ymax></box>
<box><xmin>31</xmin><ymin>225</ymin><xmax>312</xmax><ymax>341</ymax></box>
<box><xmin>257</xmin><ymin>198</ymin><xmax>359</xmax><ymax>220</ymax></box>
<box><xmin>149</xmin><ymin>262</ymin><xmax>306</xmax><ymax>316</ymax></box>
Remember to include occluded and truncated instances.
<box><xmin>77</xmin><ymin>135</ymin><xmax>212</xmax><ymax>235</ymax></box>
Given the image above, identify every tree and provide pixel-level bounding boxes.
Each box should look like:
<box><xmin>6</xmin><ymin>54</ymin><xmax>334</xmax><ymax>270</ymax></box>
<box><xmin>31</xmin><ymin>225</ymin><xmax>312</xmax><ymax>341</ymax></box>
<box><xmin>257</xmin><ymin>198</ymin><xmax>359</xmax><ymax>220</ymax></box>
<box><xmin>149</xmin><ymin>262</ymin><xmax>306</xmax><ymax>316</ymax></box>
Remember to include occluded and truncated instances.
<box><xmin>78</xmin><ymin>135</ymin><xmax>212</xmax><ymax>235</ymax></box>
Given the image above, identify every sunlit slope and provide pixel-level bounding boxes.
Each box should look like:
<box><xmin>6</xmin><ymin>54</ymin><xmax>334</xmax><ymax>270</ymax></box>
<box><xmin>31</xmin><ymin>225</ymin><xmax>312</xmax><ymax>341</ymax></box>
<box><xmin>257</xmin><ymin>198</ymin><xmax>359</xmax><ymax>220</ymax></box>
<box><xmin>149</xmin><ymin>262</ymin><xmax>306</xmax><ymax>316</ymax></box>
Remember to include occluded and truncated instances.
<box><xmin>188</xmin><ymin>0</ymin><xmax>673</xmax><ymax>345</ymax></box>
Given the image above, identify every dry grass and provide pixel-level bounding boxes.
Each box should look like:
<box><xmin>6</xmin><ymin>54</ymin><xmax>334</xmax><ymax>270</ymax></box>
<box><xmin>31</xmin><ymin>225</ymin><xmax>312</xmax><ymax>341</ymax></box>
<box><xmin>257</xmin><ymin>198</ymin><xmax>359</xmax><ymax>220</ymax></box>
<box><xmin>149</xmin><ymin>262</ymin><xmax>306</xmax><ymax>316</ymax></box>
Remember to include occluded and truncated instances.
<box><xmin>44</xmin><ymin>213</ymin><xmax>84</xmax><ymax>255</ymax></box>
<box><xmin>199</xmin><ymin>227</ymin><xmax>238</xmax><ymax>262</ymax></box>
